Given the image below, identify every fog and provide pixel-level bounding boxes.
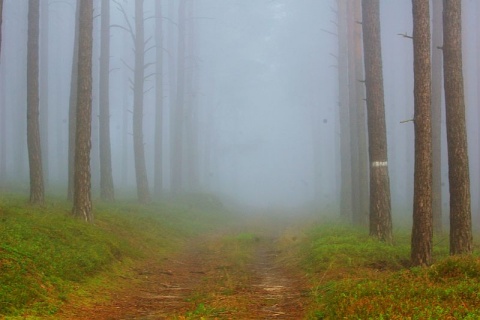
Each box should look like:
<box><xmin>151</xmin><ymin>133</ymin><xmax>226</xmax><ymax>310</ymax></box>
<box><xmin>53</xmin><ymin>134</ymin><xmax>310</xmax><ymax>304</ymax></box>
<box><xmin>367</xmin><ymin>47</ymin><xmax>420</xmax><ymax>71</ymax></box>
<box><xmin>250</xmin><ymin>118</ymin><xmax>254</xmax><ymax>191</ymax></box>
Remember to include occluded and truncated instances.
<box><xmin>0</xmin><ymin>0</ymin><xmax>479</xmax><ymax>219</ymax></box>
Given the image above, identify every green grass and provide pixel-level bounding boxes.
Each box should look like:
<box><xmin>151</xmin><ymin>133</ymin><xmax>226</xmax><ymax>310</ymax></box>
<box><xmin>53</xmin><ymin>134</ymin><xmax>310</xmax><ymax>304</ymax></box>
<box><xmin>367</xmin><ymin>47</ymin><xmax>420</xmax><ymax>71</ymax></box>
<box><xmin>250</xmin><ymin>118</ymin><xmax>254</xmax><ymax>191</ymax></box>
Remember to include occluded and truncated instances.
<box><xmin>300</xmin><ymin>223</ymin><xmax>480</xmax><ymax>319</ymax></box>
<box><xmin>0</xmin><ymin>193</ymin><xmax>231</xmax><ymax>318</ymax></box>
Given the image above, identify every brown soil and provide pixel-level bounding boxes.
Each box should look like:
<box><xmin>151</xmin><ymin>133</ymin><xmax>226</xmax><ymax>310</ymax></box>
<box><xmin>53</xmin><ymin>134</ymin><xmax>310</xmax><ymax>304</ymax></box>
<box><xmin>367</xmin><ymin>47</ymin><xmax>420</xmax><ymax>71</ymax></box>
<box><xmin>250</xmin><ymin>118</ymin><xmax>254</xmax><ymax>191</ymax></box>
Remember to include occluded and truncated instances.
<box><xmin>56</xmin><ymin>224</ymin><xmax>310</xmax><ymax>319</ymax></box>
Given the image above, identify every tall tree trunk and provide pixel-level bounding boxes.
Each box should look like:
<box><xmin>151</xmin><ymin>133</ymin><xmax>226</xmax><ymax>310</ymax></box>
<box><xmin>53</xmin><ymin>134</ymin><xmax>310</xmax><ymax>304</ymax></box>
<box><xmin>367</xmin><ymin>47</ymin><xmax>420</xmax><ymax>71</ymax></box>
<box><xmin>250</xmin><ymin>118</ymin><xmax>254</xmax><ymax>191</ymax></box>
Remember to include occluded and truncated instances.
<box><xmin>171</xmin><ymin>0</ymin><xmax>187</xmax><ymax>194</ymax></box>
<box><xmin>133</xmin><ymin>0</ymin><xmax>150</xmax><ymax>203</ymax></box>
<box><xmin>27</xmin><ymin>0</ymin><xmax>45</xmax><ymax>204</ymax></box>
<box><xmin>154</xmin><ymin>0</ymin><xmax>164</xmax><ymax>196</ymax></box>
<box><xmin>68</xmin><ymin>0</ymin><xmax>80</xmax><ymax>201</ymax></box>
<box><xmin>411</xmin><ymin>0</ymin><xmax>433</xmax><ymax>266</ymax></box>
<box><xmin>185</xmin><ymin>0</ymin><xmax>199</xmax><ymax>191</ymax></box>
<box><xmin>337</xmin><ymin>0</ymin><xmax>352</xmax><ymax>220</ymax></box>
<box><xmin>361</xmin><ymin>0</ymin><xmax>392</xmax><ymax>242</ymax></box>
<box><xmin>347</xmin><ymin>0</ymin><xmax>361</xmax><ymax>224</ymax></box>
<box><xmin>39</xmin><ymin>0</ymin><xmax>49</xmax><ymax>188</ymax></box>
<box><xmin>477</xmin><ymin>0</ymin><xmax>480</xmax><ymax>228</ymax></box>
<box><xmin>0</xmin><ymin>0</ymin><xmax>3</xmax><ymax>57</ymax></box>
<box><xmin>431</xmin><ymin>0</ymin><xmax>443</xmax><ymax>234</ymax></box>
<box><xmin>99</xmin><ymin>0</ymin><xmax>114</xmax><ymax>201</ymax></box>
<box><xmin>72</xmin><ymin>0</ymin><xmax>93</xmax><ymax>222</ymax></box>
<box><xmin>352</xmin><ymin>0</ymin><xmax>369</xmax><ymax>226</ymax></box>
<box><xmin>168</xmin><ymin>0</ymin><xmax>177</xmax><ymax>192</ymax></box>
<box><xmin>443</xmin><ymin>0</ymin><xmax>472</xmax><ymax>255</ymax></box>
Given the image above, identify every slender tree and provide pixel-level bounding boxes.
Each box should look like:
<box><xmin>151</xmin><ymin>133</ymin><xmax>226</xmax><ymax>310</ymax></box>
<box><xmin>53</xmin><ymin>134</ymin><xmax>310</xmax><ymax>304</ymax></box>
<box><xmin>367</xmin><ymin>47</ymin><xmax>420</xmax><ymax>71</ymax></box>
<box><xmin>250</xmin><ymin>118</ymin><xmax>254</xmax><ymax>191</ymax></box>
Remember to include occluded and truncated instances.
<box><xmin>68</xmin><ymin>0</ymin><xmax>80</xmax><ymax>201</ymax></box>
<box><xmin>99</xmin><ymin>0</ymin><xmax>114</xmax><ymax>201</ymax></box>
<box><xmin>171</xmin><ymin>0</ymin><xmax>187</xmax><ymax>194</ymax></box>
<box><xmin>27</xmin><ymin>0</ymin><xmax>44</xmax><ymax>204</ymax></box>
<box><xmin>72</xmin><ymin>0</ymin><xmax>93</xmax><ymax>222</ymax></box>
<box><xmin>133</xmin><ymin>0</ymin><xmax>150</xmax><ymax>203</ymax></box>
<box><xmin>352</xmin><ymin>0</ymin><xmax>369</xmax><ymax>226</ymax></box>
<box><xmin>154</xmin><ymin>0</ymin><xmax>164</xmax><ymax>196</ymax></box>
<box><xmin>411</xmin><ymin>0</ymin><xmax>432</xmax><ymax>266</ymax></box>
<box><xmin>39</xmin><ymin>0</ymin><xmax>49</xmax><ymax>187</ymax></box>
<box><xmin>361</xmin><ymin>0</ymin><xmax>392</xmax><ymax>242</ymax></box>
<box><xmin>337</xmin><ymin>0</ymin><xmax>352</xmax><ymax>220</ymax></box>
<box><xmin>0</xmin><ymin>0</ymin><xmax>3</xmax><ymax>57</ymax></box>
<box><xmin>443</xmin><ymin>0</ymin><xmax>472</xmax><ymax>255</ymax></box>
<box><xmin>431</xmin><ymin>0</ymin><xmax>443</xmax><ymax>233</ymax></box>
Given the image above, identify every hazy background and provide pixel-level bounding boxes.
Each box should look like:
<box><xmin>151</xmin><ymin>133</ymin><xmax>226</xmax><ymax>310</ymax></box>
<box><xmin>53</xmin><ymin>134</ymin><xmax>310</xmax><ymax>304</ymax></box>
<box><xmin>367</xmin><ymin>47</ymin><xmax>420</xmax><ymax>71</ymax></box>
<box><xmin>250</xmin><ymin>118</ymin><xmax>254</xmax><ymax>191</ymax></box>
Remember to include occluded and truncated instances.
<box><xmin>0</xmin><ymin>0</ymin><xmax>479</xmax><ymax>221</ymax></box>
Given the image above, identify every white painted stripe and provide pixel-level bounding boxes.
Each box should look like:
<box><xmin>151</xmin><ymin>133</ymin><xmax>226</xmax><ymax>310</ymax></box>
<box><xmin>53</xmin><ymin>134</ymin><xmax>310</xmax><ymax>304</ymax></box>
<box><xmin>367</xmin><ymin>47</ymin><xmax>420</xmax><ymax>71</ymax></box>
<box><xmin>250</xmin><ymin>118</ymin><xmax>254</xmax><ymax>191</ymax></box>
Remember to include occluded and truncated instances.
<box><xmin>371</xmin><ymin>161</ymin><xmax>388</xmax><ymax>168</ymax></box>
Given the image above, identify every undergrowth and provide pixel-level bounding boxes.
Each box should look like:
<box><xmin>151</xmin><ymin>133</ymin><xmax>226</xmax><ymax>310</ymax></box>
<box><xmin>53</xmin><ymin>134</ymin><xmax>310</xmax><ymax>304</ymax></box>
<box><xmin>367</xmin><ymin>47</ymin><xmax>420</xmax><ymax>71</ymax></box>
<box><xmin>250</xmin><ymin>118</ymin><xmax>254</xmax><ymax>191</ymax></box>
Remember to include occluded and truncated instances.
<box><xmin>301</xmin><ymin>222</ymin><xmax>480</xmax><ymax>319</ymax></box>
<box><xmin>0</xmin><ymin>193</ymin><xmax>231</xmax><ymax>318</ymax></box>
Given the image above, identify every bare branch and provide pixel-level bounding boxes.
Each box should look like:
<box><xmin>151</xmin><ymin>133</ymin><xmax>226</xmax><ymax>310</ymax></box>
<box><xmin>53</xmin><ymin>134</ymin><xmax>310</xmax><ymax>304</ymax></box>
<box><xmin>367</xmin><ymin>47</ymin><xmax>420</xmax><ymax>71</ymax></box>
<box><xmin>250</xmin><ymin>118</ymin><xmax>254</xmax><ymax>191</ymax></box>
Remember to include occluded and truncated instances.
<box><xmin>400</xmin><ymin>118</ymin><xmax>415</xmax><ymax>124</ymax></box>
<box><xmin>397</xmin><ymin>32</ymin><xmax>413</xmax><ymax>39</ymax></box>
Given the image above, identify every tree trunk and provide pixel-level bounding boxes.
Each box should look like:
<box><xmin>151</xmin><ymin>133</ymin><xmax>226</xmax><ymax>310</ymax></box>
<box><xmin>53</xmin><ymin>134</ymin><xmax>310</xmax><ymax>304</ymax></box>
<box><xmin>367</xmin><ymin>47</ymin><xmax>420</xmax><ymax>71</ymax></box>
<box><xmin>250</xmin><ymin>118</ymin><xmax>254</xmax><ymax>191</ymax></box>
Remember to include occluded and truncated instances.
<box><xmin>353</xmin><ymin>0</ymin><xmax>369</xmax><ymax>226</ymax></box>
<box><xmin>27</xmin><ymin>0</ymin><xmax>45</xmax><ymax>204</ymax></box>
<box><xmin>361</xmin><ymin>0</ymin><xmax>392</xmax><ymax>242</ymax></box>
<box><xmin>133</xmin><ymin>0</ymin><xmax>151</xmax><ymax>203</ymax></box>
<box><xmin>72</xmin><ymin>0</ymin><xmax>93</xmax><ymax>222</ymax></box>
<box><xmin>411</xmin><ymin>0</ymin><xmax>433</xmax><ymax>267</ymax></box>
<box><xmin>431</xmin><ymin>0</ymin><xmax>443</xmax><ymax>234</ymax></box>
<box><xmin>477</xmin><ymin>0</ymin><xmax>480</xmax><ymax>230</ymax></box>
<box><xmin>68</xmin><ymin>0</ymin><xmax>80</xmax><ymax>201</ymax></box>
<box><xmin>443</xmin><ymin>0</ymin><xmax>472</xmax><ymax>255</ymax></box>
<box><xmin>337</xmin><ymin>0</ymin><xmax>352</xmax><ymax>220</ymax></box>
<box><xmin>185</xmin><ymin>0</ymin><xmax>199</xmax><ymax>191</ymax></box>
<box><xmin>168</xmin><ymin>0</ymin><xmax>177</xmax><ymax>192</ymax></box>
<box><xmin>39</xmin><ymin>0</ymin><xmax>49</xmax><ymax>188</ymax></box>
<box><xmin>154</xmin><ymin>0</ymin><xmax>164</xmax><ymax>197</ymax></box>
<box><xmin>0</xmin><ymin>0</ymin><xmax>3</xmax><ymax>57</ymax></box>
<box><xmin>171</xmin><ymin>0</ymin><xmax>187</xmax><ymax>194</ymax></box>
<box><xmin>99</xmin><ymin>0</ymin><xmax>114</xmax><ymax>201</ymax></box>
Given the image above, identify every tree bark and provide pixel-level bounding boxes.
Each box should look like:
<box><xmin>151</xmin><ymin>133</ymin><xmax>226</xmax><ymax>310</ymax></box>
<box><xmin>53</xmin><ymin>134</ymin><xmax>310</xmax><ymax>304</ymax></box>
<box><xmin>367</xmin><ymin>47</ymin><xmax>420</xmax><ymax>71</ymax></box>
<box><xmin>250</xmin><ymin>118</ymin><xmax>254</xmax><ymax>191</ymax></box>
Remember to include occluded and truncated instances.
<box><xmin>133</xmin><ymin>0</ymin><xmax>151</xmax><ymax>203</ymax></box>
<box><xmin>337</xmin><ymin>0</ymin><xmax>352</xmax><ymax>220</ymax></box>
<box><xmin>39</xmin><ymin>0</ymin><xmax>49</xmax><ymax>188</ymax></box>
<box><xmin>72</xmin><ymin>0</ymin><xmax>93</xmax><ymax>222</ymax></box>
<box><xmin>27</xmin><ymin>0</ymin><xmax>45</xmax><ymax>204</ymax></box>
<box><xmin>443</xmin><ymin>0</ymin><xmax>472</xmax><ymax>255</ymax></box>
<box><xmin>99</xmin><ymin>0</ymin><xmax>114</xmax><ymax>201</ymax></box>
<box><xmin>361</xmin><ymin>0</ymin><xmax>392</xmax><ymax>242</ymax></box>
<box><xmin>431</xmin><ymin>0</ymin><xmax>443</xmax><ymax>234</ymax></box>
<box><xmin>171</xmin><ymin>0</ymin><xmax>187</xmax><ymax>194</ymax></box>
<box><xmin>68</xmin><ymin>0</ymin><xmax>80</xmax><ymax>201</ymax></box>
<box><xmin>154</xmin><ymin>0</ymin><xmax>164</xmax><ymax>197</ymax></box>
<box><xmin>353</xmin><ymin>0</ymin><xmax>369</xmax><ymax>226</ymax></box>
<box><xmin>411</xmin><ymin>0</ymin><xmax>433</xmax><ymax>267</ymax></box>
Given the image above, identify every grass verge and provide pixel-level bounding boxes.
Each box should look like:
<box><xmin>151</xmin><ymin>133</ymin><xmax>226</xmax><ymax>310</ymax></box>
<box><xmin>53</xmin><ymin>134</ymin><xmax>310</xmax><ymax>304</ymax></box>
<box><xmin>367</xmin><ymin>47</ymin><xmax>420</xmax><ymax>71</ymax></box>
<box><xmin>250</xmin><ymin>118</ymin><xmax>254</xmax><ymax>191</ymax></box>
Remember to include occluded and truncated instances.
<box><xmin>0</xmin><ymin>193</ymin><xmax>231</xmax><ymax>318</ymax></box>
<box><xmin>298</xmin><ymin>222</ymin><xmax>480</xmax><ymax>319</ymax></box>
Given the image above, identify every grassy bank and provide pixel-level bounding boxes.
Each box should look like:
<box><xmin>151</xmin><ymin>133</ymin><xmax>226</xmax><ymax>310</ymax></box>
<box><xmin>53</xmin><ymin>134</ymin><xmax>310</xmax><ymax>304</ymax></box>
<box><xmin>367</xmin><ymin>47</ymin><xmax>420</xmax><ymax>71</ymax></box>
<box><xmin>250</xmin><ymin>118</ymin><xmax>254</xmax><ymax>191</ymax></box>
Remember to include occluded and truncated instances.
<box><xmin>0</xmin><ymin>194</ymin><xmax>231</xmax><ymax>318</ymax></box>
<box><xmin>298</xmin><ymin>222</ymin><xmax>480</xmax><ymax>319</ymax></box>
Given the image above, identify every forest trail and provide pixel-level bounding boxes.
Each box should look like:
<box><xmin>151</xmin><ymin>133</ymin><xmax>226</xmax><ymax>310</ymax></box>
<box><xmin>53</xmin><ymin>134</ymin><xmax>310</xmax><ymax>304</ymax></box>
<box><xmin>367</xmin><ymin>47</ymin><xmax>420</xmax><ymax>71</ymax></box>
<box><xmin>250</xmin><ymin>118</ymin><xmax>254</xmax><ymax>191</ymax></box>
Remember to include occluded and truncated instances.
<box><xmin>58</xmin><ymin>215</ymin><xmax>311</xmax><ymax>319</ymax></box>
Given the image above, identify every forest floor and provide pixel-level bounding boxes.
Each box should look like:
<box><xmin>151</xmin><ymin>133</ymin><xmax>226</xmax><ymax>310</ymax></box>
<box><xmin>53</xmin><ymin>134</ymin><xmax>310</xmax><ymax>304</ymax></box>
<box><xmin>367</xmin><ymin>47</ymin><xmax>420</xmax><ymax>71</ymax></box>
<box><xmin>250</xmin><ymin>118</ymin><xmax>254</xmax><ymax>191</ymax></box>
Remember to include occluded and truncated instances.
<box><xmin>55</xmin><ymin>215</ymin><xmax>312</xmax><ymax>319</ymax></box>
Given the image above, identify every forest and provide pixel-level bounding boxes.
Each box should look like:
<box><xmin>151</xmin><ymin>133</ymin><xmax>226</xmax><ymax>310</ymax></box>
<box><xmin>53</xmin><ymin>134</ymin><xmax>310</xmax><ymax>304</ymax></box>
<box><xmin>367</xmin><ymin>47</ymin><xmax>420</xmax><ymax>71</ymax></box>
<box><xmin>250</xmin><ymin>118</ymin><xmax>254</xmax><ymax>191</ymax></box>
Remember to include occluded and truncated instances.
<box><xmin>1</xmin><ymin>0</ymin><xmax>480</xmax><ymax>318</ymax></box>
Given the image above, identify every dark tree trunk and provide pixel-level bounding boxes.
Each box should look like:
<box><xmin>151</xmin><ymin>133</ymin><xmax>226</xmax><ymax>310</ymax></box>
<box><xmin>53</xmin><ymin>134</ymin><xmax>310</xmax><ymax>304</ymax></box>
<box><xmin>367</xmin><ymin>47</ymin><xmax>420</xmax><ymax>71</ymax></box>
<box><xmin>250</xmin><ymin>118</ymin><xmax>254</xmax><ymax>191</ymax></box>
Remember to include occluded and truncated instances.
<box><xmin>72</xmin><ymin>0</ymin><xmax>93</xmax><ymax>222</ymax></box>
<box><xmin>431</xmin><ymin>0</ymin><xmax>443</xmax><ymax>234</ymax></box>
<box><xmin>411</xmin><ymin>0</ymin><xmax>433</xmax><ymax>267</ymax></box>
<box><xmin>337</xmin><ymin>0</ymin><xmax>352</xmax><ymax>220</ymax></box>
<box><xmin>443</xmin><ymin>0</ymin><xmax>472</xmax><ymax>255</ymax></box>
<box><xmin>68</xmin><ymin>0</ymin><xmax>80</xmax><ymax>201</ymax></box>
<box><xmin>171</xmin><ymin>0</ymin><xmax>187</xmax><ymax>194</ymax></box>
<box><xmin>133</xmin><ymin>0</ymin><xmax>151</xmax><ymax>203</ymax></box>
<box><xmin>361</xmin><ymin>0</ymin><xmax>392</xmax><ymax>242</ymax></box>
<box><xmin>154</xmin><ymin>0</ymin><xmax>164</xmax><ymax>197</ymax></box>
<box><xmin>27</xmin><ymin>0</ymin><xmax>44</xmax><ymax>204</ymax></box>
<box><xmin>99</xmin><ymin>0</ymin><xmax>114</xmax><ymax>201</ymax></box>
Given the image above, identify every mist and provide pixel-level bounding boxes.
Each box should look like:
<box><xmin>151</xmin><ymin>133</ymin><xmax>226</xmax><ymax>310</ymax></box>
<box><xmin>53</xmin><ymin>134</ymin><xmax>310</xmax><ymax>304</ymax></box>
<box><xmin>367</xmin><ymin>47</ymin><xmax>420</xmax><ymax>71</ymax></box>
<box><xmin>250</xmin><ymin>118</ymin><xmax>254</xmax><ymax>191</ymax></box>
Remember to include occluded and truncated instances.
<box><xmin>0</xmin><ymin>0</ymin><xmax>479</xmax><ymax>220</ymax></box>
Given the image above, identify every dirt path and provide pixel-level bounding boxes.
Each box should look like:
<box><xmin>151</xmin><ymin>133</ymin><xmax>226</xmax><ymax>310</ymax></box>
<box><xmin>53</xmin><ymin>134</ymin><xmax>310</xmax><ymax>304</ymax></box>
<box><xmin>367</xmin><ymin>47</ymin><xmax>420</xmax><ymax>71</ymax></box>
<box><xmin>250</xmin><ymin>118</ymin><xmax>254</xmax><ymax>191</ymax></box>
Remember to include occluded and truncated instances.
<box><xmin>57</xmin><ymin>224</ymin><xmax>310</xmax><ymax>319</ymax></box>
